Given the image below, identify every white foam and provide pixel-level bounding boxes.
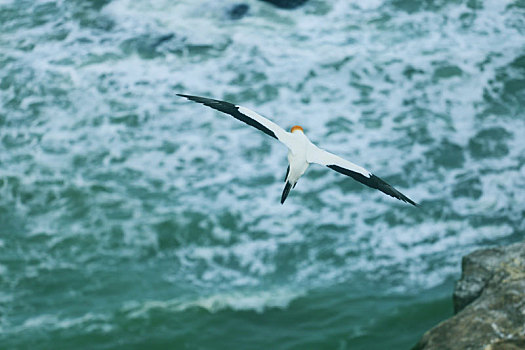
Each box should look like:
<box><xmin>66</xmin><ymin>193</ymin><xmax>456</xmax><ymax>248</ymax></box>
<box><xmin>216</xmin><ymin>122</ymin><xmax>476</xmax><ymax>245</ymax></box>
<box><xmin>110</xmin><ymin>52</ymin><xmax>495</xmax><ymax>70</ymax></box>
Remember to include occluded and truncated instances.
<box><xmin>124</xmin><ymin>288</ymin><xmax>304</xmax><ymax>317</ymax></box>
<box><xmin>19</xmin><ymin>313</ymin><xmax>112</xmax><ymax>333</ymax></box>
<box><xmin>1</xmin><ymin>0</ymin><xmax>524</xmax><ymax>329</ymax></box>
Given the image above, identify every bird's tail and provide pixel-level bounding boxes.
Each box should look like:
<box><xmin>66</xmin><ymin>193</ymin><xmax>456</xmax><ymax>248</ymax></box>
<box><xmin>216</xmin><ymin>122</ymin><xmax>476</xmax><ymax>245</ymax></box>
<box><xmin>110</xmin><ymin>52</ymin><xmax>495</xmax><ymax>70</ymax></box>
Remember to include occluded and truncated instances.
<box><xmin>281</xmin><ymin>181</ymin><xmax>292</xmax><ymax>204</ymax></box>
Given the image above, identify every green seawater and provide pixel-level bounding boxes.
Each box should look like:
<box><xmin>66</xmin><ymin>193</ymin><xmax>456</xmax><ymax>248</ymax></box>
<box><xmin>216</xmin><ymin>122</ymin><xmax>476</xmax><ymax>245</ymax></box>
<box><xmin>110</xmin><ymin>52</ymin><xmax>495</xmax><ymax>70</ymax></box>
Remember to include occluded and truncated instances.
<box><xmin>1</xmin><ymin>0</ymin><xmax>524</xmax><ymax>349</ymax></box>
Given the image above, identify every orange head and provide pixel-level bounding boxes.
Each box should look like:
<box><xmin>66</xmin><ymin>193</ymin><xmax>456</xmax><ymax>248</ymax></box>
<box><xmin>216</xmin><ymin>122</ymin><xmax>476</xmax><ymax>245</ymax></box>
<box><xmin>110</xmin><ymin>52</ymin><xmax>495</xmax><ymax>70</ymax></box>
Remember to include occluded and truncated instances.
<box><xmin>290</xmin><ymin>125</ymin><xmax>304</xmax><ymax>133</ymax></box>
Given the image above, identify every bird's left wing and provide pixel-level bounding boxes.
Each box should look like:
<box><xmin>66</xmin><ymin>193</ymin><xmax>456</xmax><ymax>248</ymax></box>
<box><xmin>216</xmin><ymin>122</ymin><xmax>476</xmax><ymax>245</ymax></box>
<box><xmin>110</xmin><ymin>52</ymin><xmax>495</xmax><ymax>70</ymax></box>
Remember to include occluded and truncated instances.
<box><xmin>307</xmin><ymin>143</ymin><xmax>418</xmax><ymax>206</ymax></box>
<box><xmin>177</xmin><ymin>94</ymin><xmax>292</xmax><ymax>147</ymax></box>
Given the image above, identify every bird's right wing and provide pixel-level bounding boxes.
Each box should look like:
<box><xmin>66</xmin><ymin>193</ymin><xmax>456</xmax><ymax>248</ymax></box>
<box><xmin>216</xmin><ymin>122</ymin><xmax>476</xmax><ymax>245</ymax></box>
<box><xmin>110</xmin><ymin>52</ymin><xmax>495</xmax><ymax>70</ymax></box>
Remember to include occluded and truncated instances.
<box><xmin>307</xmin><ymin>143</ymin><xmax>418</xmax><ymax>206</ymax></box>
<box><xmin>177</xmin><ymin>94</ymin><xmax>293</xmax><ymax>148</ymax></box>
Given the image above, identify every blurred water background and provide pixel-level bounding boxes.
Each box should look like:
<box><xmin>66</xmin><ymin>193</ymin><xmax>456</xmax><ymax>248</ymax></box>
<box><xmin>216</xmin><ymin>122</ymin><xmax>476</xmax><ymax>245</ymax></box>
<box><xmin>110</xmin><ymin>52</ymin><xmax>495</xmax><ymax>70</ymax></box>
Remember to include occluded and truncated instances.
<box><xmin>1</xmin><ymin>0</ymin><xmax>524</xmax><ymax>349</ymax></box>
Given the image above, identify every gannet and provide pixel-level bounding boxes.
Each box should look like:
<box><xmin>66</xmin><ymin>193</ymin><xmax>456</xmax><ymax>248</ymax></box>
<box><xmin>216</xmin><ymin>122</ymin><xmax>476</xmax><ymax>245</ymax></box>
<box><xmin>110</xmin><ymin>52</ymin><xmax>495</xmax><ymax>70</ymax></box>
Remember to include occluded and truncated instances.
<box><xmin>178</xmin><ymin>94</ymin><xmax>418</xmax><ymax>206</ymax></box>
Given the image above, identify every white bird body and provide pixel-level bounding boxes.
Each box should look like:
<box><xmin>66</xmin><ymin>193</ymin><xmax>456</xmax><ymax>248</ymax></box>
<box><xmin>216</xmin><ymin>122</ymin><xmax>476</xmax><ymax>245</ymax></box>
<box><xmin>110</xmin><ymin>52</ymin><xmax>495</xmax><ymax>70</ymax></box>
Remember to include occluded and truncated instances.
<box><xmin>178</xmin><ymin>94</ymin><xmax>418</xmax><ymax>206</ymax></box>
<box><xmin>286</xmin><ymin>130</ymin><xmax>309</xmax><ymax>184</ymax></box>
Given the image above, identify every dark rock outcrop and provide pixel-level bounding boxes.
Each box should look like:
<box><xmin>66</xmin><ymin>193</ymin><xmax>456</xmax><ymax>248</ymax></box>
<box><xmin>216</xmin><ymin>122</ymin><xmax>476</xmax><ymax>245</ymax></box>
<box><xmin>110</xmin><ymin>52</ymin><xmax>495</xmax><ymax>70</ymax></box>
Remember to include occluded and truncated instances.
<box><xmin>414</xmin><ymin>241</ymin><xmax>525</xmax><ymax>350</ymax></box>
<box><xmin>228</xmin><ymin>4</ymin><xmax>249</xmax><ymax>20</ymax></box>
<box><xmin>258</xmin><ymin>0</ymin><xmax>309</xmax><ymax>9</ymax></box>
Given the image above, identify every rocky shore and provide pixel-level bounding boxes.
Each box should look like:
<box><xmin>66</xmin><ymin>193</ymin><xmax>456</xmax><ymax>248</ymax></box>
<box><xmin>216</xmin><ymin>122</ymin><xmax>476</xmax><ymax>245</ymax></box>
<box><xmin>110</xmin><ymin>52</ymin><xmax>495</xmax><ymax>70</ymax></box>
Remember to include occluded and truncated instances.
<box><xmin>413</xmin><ymin>241</ymin><xmax>525</xmax><ymax>350</ymax></box>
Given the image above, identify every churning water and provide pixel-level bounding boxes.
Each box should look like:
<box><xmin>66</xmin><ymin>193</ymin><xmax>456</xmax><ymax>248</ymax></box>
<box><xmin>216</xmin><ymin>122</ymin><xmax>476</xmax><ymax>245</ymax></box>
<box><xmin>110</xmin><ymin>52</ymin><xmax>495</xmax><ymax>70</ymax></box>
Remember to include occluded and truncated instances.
<box><xmin>0</xmin><ymin>0</ymin><xmax>524</xmax><ymax>349</ymax></box>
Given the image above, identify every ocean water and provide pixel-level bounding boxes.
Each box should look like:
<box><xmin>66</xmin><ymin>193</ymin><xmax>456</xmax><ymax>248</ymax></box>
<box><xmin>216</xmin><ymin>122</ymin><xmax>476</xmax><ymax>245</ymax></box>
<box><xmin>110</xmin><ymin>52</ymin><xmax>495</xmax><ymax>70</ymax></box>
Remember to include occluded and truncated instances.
<box><xmin>1</xmin><ymin>0</ymin><xmax>524</xmax><ymax>349</ymax></box>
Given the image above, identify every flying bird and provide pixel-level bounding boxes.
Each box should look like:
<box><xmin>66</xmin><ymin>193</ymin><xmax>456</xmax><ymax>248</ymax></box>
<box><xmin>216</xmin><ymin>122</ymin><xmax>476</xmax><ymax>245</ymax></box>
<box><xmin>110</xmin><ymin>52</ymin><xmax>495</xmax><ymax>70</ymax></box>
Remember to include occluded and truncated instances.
<box><xmin>177</xmin><ymin>94</ymin><xmax>418</xmax><ymax>206</ymax></box>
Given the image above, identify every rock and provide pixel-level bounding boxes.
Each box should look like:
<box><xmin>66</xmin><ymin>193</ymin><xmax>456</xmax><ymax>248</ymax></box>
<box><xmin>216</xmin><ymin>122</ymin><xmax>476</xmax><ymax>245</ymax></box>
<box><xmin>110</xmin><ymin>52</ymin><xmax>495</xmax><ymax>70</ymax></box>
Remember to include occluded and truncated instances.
<box><xmin>258</xmin><ymin>0</ymin><xmax>309</xmax><ymax>9</ymax></box>
<box><xmin>413</xmin><ymin>241</ymin><xmax>525</xmax><ymax>350</ymax></box>
<box><xmin>453</xmin><ymin>244</ymin><xmax>525</xmax><ymax>313</ymax></box>
<box><xmin>228</xmin><ymin>4</ymin><xmax>249</xmax><ymax>20</ymax></box>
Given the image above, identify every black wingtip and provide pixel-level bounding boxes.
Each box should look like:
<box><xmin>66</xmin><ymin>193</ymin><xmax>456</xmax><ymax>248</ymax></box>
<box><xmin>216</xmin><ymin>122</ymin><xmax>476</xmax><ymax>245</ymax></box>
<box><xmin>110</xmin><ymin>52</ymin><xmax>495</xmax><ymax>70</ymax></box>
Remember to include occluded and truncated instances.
<box><xmin>406</xmin><ymin>198</ymin><xmax>419</xmax><ymax>207</ymax></box>
<box><xmin>175</xmin><ymin>93</ymin><xmax>279</xmax><ymax>140</ymax></box>
<box><xmin>327</xmin><ymin>165</ymin><xmax>418</xmax><ymax>207</ymax></box>
<box><xmin>177</xmin><ymin>93</ymin><xmax>203</xmax><ymax>101</ymax></box>
<box><xmin>371</xmin><ymin>174</ymin><xmax>418</xmax><ymax>207</ymax></box>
